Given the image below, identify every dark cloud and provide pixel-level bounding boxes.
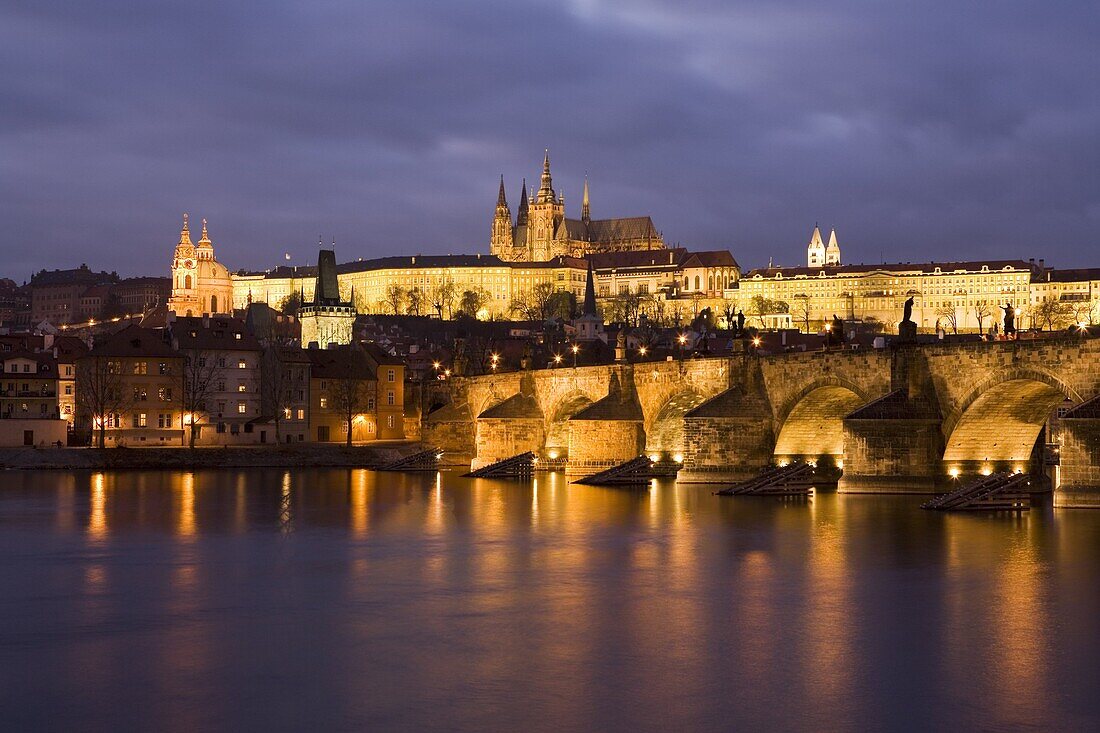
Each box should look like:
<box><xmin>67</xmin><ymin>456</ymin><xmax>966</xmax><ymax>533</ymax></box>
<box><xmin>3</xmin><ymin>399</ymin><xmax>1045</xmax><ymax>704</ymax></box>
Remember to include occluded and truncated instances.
<box><xmin>1</xmin><ymin>0</ymin><xmax>1098</xmax><ymax>279</ymax></box>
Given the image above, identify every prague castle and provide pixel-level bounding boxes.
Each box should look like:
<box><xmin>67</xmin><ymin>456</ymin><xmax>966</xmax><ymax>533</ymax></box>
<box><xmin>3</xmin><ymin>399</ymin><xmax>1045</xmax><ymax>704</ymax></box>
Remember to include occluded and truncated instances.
<box><xmin>490</xmin><ymin>152</ymin><xmax>664</xmax><ymax>262</ymax></box>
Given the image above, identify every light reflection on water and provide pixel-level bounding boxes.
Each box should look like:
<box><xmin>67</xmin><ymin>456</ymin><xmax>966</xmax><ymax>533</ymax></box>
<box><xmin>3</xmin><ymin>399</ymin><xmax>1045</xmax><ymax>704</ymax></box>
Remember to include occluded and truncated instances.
<box><xmin>0</xmin><ymin>469</ymin><xmax>1097</xmax><ymax>732</ymax></box>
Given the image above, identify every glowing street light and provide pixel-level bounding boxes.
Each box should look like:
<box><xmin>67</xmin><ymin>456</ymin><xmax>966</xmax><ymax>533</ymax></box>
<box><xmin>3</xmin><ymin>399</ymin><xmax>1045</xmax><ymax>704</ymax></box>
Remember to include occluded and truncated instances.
<box><xmin>752</xmin><ymin>336</ymin><xmax>762</xmax><ymax>347</ymax></box>
<box><xmin>570</xmin><ymin>343</ymin><xmax>580</xmax><ymax>368</ymax></box>
<box><xmin>638</xmin><ymin>346</ymin><xmax>648</xmax><ymax>357</ymax></box>
<box><xmin>553</xmin><ymin>354</ymin><xmax>563</xmax><ymax>366</ymax></box>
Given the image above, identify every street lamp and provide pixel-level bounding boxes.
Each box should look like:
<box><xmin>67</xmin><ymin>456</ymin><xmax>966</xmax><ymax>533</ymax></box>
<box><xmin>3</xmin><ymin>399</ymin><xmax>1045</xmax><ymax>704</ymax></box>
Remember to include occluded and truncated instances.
<box><xmin>553</xmin><ymin>354</ymin><xmax>563</xmax><ymax>367</ymax></box>
<box><xmin>490</xmin><ymin>353</ymin><xmax>500</xmax><ymax>371</ymax></box>
<box><xmin>571</xmin><ymin>343</ymin><xmax>580</xmax><ymax>368</ymax></box>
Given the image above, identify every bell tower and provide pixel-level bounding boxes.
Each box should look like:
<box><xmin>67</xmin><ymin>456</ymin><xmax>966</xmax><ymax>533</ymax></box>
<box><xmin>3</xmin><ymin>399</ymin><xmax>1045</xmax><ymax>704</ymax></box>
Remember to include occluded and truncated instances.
<box><xmin>527</xmin><ymin>151</ymin><xmax>565</xmax><ymax>261</ymax></box>
<box><xmin>168</xmin><ymin>213</ymin><xmax>201</xmax><ymax>316</ymax></box>
<box><xmin>489</xmin><ymin>175</ymin><xmax>514</xmax><ymax>258</ymax></box>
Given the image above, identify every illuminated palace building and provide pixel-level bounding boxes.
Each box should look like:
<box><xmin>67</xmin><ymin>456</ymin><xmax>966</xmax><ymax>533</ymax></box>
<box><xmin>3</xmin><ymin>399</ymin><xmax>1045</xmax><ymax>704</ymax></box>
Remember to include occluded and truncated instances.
<box><xmin>738</xmin><ymin>226</ymin><xmax>1038</xmax><ymax>332</ymax></box>
<box><xmin>230</xmin><ymin>155</ymin><xmax>738</xmax><ymax>318</ymax></box>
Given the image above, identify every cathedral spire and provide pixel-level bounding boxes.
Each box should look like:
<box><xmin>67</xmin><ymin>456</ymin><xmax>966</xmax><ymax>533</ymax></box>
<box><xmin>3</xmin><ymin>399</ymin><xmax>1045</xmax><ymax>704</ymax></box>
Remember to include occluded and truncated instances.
<box><xmin>537</xmin><ymin>149</ymin><xmax>555</xmax><ymax>203</ymax></box>
<box><xmin>516</xmin><ymin>178</ymin><xmax>529</xmax><ymax>226</ymax></box>
<box><xmin>497</xmin><ymin>175</ymin><xmax>508</xmax><ymax>207</ymax></box>
<box><xmin>581</xmin><ymin>175</ymin><xmax>590</xmax><ymax>223</ymax></box>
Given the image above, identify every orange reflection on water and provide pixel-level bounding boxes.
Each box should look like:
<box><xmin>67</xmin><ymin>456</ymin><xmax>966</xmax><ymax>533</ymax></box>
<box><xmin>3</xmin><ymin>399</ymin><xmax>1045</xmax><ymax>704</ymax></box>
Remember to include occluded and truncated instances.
<box><xmin>350</xmin><ymin>469</ymin><xmax>369</xmax><ymax>536</ymax></box>
<box><xmin>87</xmin><ymin>472</ymin><xmax>107</xmax><ymax>541</ymax></box>
<box><xmin>176</xmin><ymin>472</ymin><xmax>196</xmax><ymax>538</ymax></box>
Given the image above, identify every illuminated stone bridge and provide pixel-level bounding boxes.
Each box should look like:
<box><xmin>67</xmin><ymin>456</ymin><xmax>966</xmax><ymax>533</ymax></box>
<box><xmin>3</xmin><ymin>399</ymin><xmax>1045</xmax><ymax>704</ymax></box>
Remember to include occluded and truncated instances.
<box><xmin>423</xmin><ymin>337</ymin><xmax>1100</xmax><ymax>507</ymax></box>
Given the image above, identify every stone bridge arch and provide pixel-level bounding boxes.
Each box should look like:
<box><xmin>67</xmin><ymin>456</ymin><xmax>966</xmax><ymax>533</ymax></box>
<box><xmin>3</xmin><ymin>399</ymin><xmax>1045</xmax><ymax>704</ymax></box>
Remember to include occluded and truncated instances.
<box><xmin>941</xmin><ymin>367</ymin><xmax>1082</xmax><ymax>473</ymax></box>
<box><xmin>772</xmin><ymin>377</ymin><xmax>870</xmax><ymax>461</ymax></box>
<box><xmin>645</xmin><ymin>388</ymin><xmax>710</xmax><ymax>457</ymax></box>
<box><xmin>543</xmin><ymin>390</ymin><xmax>598</xmax><ymax>458</ymax></box>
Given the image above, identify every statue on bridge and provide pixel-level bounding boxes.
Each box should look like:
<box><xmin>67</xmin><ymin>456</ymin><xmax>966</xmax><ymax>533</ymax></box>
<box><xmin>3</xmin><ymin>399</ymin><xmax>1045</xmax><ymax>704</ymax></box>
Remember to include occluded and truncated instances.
<box><xmin>898</xmin><ymin>295</ymin><xmax>917</xmax><ymax>342</ymax></box>
<box><xmin>736</xmin><ymin>309</ymin><xmax>746</xmax><ymax>337</ymax></box>
<box><xmin>827</xmin><ymin>314</ymin><xmax>846</xmax><ymax>348</ymax></box>
<box><xmin>1002</xmin><ymin>303</ymin><xmax>1017</xmax><ymax>337</ymax></box>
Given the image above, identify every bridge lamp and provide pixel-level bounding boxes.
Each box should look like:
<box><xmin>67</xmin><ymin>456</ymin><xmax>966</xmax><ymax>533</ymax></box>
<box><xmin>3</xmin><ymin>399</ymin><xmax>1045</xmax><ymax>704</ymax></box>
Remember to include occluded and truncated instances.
<box><xmin>677</xmin><ymin>334</ymin><xmax>688</xmax><ymax>345</ymax></box>
<box><xmin>836</xmin><ymin>459</ymin><xmax>844</xmax><ymax>470</ymax></box>
<box><xmin>824</xmin><ymin>322</ymin><xmax>831</xmax><ymax>331</ymax></box>
<box><xmin>949</xmin><ymin>467</ymin><xmax>960</xmax><ymax>479</ymax></box>
<box><xmin>673</xmin><ymin>453</ymin><xmax>684</xmax><ymax>463</ymax></box>
<box><xmin>752</xmin><ymin>336</ymin><xmax>762</xmax><ymax>347</ymax></box>
<box><xmin>980</xmin><ymin>466</ymin><xmax>992</xmax><ymax>476</ymax></box>
<box><xmin>638</xmin><ymin>346</ymin><xmax>648</xmax><ymax>356</ymax></box>
<box><xmin>548</xmin><ymin>450</ymin><xmax>559</xmax><ymax>460</ymax></box>
<box><xmin>444</xmin><ymin>368</ymin><xmax>451</xmax><ymax>377</ymax></box>
<box><xmin>648</xmin><ymin>453</ymin><xmax>659</xmax><ymax>462</ymax></box>
<box><xmin>571</xmin><ymin>344</ymin><xmax>580</xmax><ymax>354</ymax></box>
<box><xmin>432</xmin><ymin>361</ymin><xmax>441</xmax><ymax>370</ymax></box>
<box><xmin>553</xmin><ymin>354</ymin><xmax>563</xmax><ymax>365</ymax></box>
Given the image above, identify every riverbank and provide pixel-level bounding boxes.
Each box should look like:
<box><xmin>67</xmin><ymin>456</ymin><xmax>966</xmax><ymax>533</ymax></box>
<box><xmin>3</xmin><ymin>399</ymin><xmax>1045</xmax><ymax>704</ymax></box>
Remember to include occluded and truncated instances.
<box><xmin>0</xmin><ymin>442</ymin><xmax>424</xmax><ymax>471</ymax></box>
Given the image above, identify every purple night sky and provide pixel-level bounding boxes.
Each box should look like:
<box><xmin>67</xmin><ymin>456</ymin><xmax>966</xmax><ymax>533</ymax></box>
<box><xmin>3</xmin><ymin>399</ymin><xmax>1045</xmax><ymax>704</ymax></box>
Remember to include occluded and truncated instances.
<box><xmin>2</xmin><ymin>0</ymin><xmax>1098</xmax><ymax>279</ymax></box>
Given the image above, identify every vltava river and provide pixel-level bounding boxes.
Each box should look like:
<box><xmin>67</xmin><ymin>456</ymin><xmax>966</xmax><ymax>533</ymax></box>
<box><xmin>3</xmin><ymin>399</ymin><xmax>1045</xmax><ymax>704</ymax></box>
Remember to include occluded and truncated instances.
<box><xmin>1</xmin><ymin>469</ymin><xmax>1098</xmax><ymax>732</ymax></box>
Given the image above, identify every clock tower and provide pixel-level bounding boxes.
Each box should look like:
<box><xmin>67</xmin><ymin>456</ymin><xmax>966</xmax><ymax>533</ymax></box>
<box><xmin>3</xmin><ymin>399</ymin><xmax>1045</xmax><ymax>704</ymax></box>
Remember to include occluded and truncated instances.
<box><xmin>168</xmin><ymin>213</ymin><xmax>203</xmax><ymax>316</ymax></box>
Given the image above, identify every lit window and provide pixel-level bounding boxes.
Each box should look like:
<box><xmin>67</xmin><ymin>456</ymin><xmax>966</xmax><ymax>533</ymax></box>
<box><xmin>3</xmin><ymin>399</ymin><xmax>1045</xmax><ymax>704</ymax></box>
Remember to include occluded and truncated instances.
<box><xmin>238</xmin><ymin>360</ymin><xmax>246</xmax><ymax>369</ymax></box>
<box><xmin>297</xmin><ymin>409</ymin><xmax>305</xmax><ymax>420</ymax></box>
<box><xmin>237</xmin><ymin>402</ymin><xmax>246</xmax><ymax>414</ymax></box>
<box><xmin>320</xmin><ymin>397</ymin><xmax>328</xmax><ymax>409</ymax></box>
<box><xmin>238</xmin><ymin>384</ymin><xmax>246</xmax><ymax>392</ymax></box>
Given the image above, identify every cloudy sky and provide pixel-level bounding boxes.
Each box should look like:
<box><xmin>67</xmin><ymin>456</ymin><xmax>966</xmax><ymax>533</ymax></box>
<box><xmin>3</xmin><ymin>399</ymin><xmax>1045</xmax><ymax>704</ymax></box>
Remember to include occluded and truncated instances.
<box><xmin>2</xmin><ymin>0</ymin><xmax>1098</xmax><ymax>279</ymax></box>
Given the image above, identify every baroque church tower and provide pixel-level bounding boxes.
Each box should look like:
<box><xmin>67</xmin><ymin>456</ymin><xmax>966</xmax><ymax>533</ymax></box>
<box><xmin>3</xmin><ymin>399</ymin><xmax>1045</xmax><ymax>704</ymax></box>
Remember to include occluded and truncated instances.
<box><xmin>168</xmin><ymin>214</ymin><xmax>234</xmax><ymax>316</ymax></box>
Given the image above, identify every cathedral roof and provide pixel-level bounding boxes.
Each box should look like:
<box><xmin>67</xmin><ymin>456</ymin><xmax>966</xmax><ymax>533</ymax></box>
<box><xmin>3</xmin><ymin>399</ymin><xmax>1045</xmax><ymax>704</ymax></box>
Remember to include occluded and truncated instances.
<box><xmin>558</xmin><ymin>216</ymin><xmax>660</xmax><ymax>242</ymax></box>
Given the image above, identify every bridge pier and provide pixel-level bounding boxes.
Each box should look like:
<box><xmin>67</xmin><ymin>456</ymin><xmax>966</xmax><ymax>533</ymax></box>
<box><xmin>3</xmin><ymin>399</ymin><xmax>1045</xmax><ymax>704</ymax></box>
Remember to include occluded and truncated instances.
<box><xmin>839</xmin><ymin>391</ymin><xmax>943</xmax><ymax>493</ymax></box>
<box><xmin>471</xmin><ymin>393</ymin><xmax>545</xmax><ymax>471</ymax></box>
<box><xmin>1055</xmin><ymin>405</ymin><xmax>1100</xmax><ymax>508</ymax></box>
<box><xmin>565</xmin><ymin>371</ymin><xmax>645</xmax><ymax>476</ymax></box>
<box><xmin>679</xmin><ymin>387</ymin><xmax>775</xmax><ymax>482</ymax></box>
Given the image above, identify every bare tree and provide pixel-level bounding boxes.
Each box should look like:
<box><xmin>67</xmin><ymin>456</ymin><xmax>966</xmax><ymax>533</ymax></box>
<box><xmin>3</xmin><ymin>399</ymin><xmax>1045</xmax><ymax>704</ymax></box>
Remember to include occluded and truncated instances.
<box><xmin>509</xmin><ymin>282</ymin><xmax>558</xmax><ymax>321</ymax></box>
<box><xmin>382</xmin><ymin>283</ymin><xmax>407</xmax><ymax>315</ymax></box>
<box><xmin>429</xmin><ymin>279</ymin><xmax>458</xmax><ymax>319</ymax></box>
<box><xmin>720</xmin><ymin>299</ymin><xmax>739</xmax><ymax>331</ymax></box>
<box><xmin>260</xmin><ymin>347</ymin><xmax>304</xmax><ymax>444</ymax></box>
<box><xmin>406</xmin><ymin>287</ymin><xmax>424</xmax><ymax>316</ymax></box>
<box><xmin>1071</xmin><ymin>299</ymin><xmax>1095</xmax><ymax>326</ymax></box>
<box><xmin>181</xmin><ymin>350</ymin><xmax>223</xmax><ymax>448</ymax></box>
<box><xmin>935</xmin><ymin>304</ymin><xmax>959</xmax><ymax>335</ymax></box>
<box><xmin>76</xmin><ymin>355</ymin><xmax>131</xmax><ymax>448</ymax></box>
<box><xmin>328</xmin><ymin>374</ymin><xmax>372</xmax><ymax>447</ymax></box>
<box><xmin>1032</xmin><ymin>299</ymin><xmax>1073</xmax><ymax>331</ymax></box>
<box><xmin>973</xmin><ymin>301</ymin><xmax>992</xmax><ymax>334</ymax></box>
<box><xmin>458</xmin><ymin>287</ymin><xmax>492</xmax><ymax>318</ymax></box>
<box><xmin>792</xmin><ymin>294</ymin><xmax>811</xmax><ymax>333</ymax></box>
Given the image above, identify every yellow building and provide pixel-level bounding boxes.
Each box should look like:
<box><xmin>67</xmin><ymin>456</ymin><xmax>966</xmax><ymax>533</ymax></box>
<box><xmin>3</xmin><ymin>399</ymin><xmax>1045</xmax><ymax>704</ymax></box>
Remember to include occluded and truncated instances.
<box><xmin>741</xmin><ymin>259</ymin><xmax>1034</xmax><ymax>333</ymax></box>
<box><xmin>305</xmin><ymin>345</ymin><xmax>404</xmax><ymax>443</ymax></box>
<box><xmin>168</xmin><ymin>214</ymin><xmax>234</xmax><ymax>317</ymax></box>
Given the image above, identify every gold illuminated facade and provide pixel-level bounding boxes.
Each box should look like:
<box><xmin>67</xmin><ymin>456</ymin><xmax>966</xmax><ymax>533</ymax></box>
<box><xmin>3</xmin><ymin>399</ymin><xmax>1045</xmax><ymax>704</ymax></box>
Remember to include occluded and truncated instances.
<box><xmin>741</xmin><ymin>259</ymin><xmax>1034</xmax><ymax>333</ymax></box>
<box><xmin>168</xmin><ymin>214</ymin><xmax>234</xmax><ymax>317</ymax></box>
<box><xmin>490</xmin><ymin>153</ymin><xmax>664</xmax><ymax>262</ymax></box>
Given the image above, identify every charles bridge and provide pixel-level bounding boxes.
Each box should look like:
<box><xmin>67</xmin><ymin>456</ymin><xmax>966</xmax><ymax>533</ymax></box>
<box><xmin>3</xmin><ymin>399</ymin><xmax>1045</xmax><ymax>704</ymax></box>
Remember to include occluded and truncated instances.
<box><xmin>423</xmin><ymin>336</ymin><xmax>1100</xmax><ymax>507</ymax></box>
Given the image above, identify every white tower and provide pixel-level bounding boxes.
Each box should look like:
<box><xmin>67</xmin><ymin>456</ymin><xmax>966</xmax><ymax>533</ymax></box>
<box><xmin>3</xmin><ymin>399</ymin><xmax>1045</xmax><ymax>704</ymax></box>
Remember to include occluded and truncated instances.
<box><xmin>806</xmin><ymin>225</ymin><xmax>826</xmax><ymax>267</ymax></box>
<box><xmin>825</xmin><ymin>228</ymin><xmax>841</xmax><ymax>266</ymax></box>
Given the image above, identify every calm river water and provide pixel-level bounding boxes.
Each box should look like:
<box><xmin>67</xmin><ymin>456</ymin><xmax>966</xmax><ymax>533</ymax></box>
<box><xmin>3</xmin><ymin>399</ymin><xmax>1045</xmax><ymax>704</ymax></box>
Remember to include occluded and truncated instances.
<box><xmin>1</xmin><ymin>469</ymin><xmax>1098</xmax><ymax>732</ymax></box>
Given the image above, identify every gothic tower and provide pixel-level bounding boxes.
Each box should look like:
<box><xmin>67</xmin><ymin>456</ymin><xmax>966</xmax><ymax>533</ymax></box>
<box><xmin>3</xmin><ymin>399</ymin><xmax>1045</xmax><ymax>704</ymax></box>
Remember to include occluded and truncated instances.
<box><xmin>581</xmin><ymin>175</ymin><xmax>591</xmax><ymax>225</ymax></box>
<box><xmin>489</xmin><ymin>175</ymin><xmax>514</xmax><ymax>258</ymax></box>
<box><xmin>527</xmin><ymin>151</ymin><xmax>565</xmax><ymax>261</ymax></box>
